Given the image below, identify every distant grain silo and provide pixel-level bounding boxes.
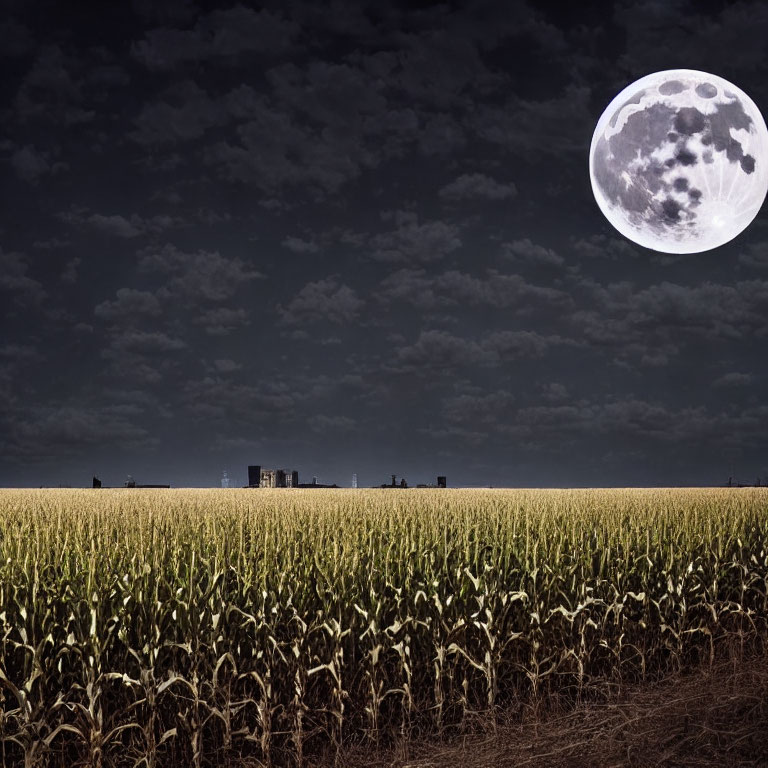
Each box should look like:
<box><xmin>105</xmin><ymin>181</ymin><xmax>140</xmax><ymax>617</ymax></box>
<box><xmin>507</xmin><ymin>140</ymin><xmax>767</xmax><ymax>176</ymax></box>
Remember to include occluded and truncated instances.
<box><xmin>285</xmin><ymin>470</ymin><xmax>299</xmax><ymax>487</ymax></box>
<box><xmin>437</xmin><ymin>476</ymin><xmax>447</xmax><ymax>488</ymax></box>
<box><xmin>260</xmin><ymin>468</ymin><xmax>276</xmax><ymax>488</ymax></box>
<box><xmin>248</xmin><ymin>465</ymin><xmax>261</xmax><ymax>487</ymax></box>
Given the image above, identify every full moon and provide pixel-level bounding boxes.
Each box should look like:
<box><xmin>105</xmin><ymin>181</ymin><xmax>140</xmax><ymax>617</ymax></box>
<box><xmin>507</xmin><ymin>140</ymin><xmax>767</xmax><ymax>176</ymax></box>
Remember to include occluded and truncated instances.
<box><xmin>589</xmin><ymin>69</ymin><xmax>768</xmax><ymax>253</ymax></box>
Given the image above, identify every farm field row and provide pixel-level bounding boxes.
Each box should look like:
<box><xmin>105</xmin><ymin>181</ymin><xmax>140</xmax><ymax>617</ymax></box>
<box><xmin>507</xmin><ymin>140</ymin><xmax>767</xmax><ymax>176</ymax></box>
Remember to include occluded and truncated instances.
<box><xmin>0</xmin><ymin>487</ymin><xmax>766</xmax><ymax>767</ymax></box>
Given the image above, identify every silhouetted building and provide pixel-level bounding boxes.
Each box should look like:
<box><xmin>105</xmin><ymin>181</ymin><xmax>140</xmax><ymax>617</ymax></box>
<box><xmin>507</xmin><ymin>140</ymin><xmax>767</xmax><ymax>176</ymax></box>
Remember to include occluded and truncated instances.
<box><xmin>93</xmin><ymin>475</ymin><xmax>169</xmax><ymax>489</ymax></box>
<box><xmin>382</xmin><ymin>473</ymin><xmax>446</xmax><ymax>488</ymax></box>
<box><xmin>726</xmin><ymin>475</ymin><xmax>764</xmax><ymax>488</ymax></box>
<box><xmin>381</xmin><ymin>474</ymin><xmax>403</xmax><ymax>488</ymax></box>
<box><xmin>247</xmin><ymin>464</ymin><xmax>332</xmax><ymax>488</ymax></box>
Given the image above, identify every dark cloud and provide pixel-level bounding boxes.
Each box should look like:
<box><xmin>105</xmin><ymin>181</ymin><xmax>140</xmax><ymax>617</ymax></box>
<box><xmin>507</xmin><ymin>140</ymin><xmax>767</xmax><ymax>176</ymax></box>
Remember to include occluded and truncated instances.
<box><xmin>472</xmin><ymin>85</ymin><xmax>594</xmax><ymax>158</ymax></box>
<box><xmin>437</xmin><ymin>392</ymin><xmax>768</xmax><ymax>456</ymax></box>
<box><xmin>194</xmin><ymin>307</ymin><xmax>250</xmax><ymax>336</ymax></box>
<box><xmin>2</xmin><ymin>404</ymin><xmax>156</xmax><ymax>461</ymax></box>
<box><xmin>418</xmin><ymin>113</ymin><xmax>466</xmax><ymax>155</ymax></box>
<box><xmin>0</xmin><ymin>248</ymin><xmax>46</xmax><ymax>305</ymax></box>
<box><xmin>279</xmin><ymin>277</ymin><xmax>364</xmax><ymax>326</ymax></box>
<box><xmin>131</xmin><ymin>81</ymin><xmax>228</xmax><ymax>145</ymax></box>
<box><xmin>138</xmin><ymin>244</ymin><xmax>263</xmax><ymax>302</ymax></box>
<box><xmin>540</xmin><ymin>382</ymin><xmax>570</xmax><ymax>402</ymax></box>
<box><xmin>94</xmin><ymin>288</ymin><xmax>163</xmax><ymax>320</ymax></box>
<box><xmin>59</xmin><ymin>209</ymin><xmax>185</xmax><ymax>239</ymax></box>
<box><xmin>390</xmin><ymin>328</ymin><xmax>573</xmax><ymax>374</ymax></box>
<box><xmin>10</xmin><ymin>145</ymin><xmax>54</xmax><ymax>184</ymax></box>
<box><xmin>282</xmin><ymin>236</ymin><xmax>320</xmax><ymax>254</ymax></box>
<box><xmin>204</xmin><ymin>87</ymin><xmax>382</xmax><ymax>197</ymax></box>
<box><xmin>61</xmin><ymin>257</ymin><xmax>81</xmax><ymax>285</ymax></box>
<box><xmin>439</xmin><ymin>173</ymin><xmax>517</xmax><ymax>201</ymax></box>
<box><xmin>309</xmin><ymin>414</ymin><xmax>356</xmax><ymax>432</ymax></box>
<box><xmin>572</xmin><ymin>234</ymin><xmax>644</xmax><ymax>262</ymax></box>
<box><xmin>77</xmin><ymin>213</ymin><xmax>142</xmax><ymax>238</ymax></box>
<box><xmin>392</xmin><ymin>329</ymin><xmax>491</xmax><ymax>371</ymax></box>
<box><xmin>32</xmin><ymin>237</ymin><xmax>71</xmax><ymax>250</ymax></box>
<box><xmin>739</xmin><ymin>242</ymin><xmax>768</xmax><ymax>270</ymax></box>
<box><xmin>212</xmin><ymin>358</ymin><xmax>242</xmax><ymax>373</ymax></box>
<box><xmin>181</xmin><ymin>375</ymin><xmax>306</xmax><ymax>424</ymax></box>
<box><xmin>0</xmin><ymin>344</ymin><xmax>42</xmax><ymax>362</ymax></box>
<box><xmin>131</xmin><ymin>7</ymin><xmax>299</xmax><ymax>70</ymax></box>
<box><xmin>616</xmin><ymin>1</ymin><xmax>768</xmax><ymax>78</ymax></box>
<box><xmin>573</xmin><ymin>279</ymin><xmax>768</xmax><ymax>347</ymax></box>
<box><xmin>502</xmin><ymin>238</ymin><xmax>565</xmax><ymax>267</ymax></box>
<box><xmin>713</xmin><ymin>372</ymin><xmax>754</xmax><ymax>388</ymax></box>
<box><xmin>378</xmin><ymin>268</ymin><xmax>570</xmax><ymax>310</ymax></box>
<box><xmin>442</xmin><ymin>390</ymin><xmax>516</xmax><ymax>427</ymax></box>
<box><xmin>2</xmin><ymin>0</ymin><xmax>767</xmax><ymax>486</ymax></box>
<box><xmin>14</xmin><ymin>45</ymin><xmax>94</xmax><ymax>124</ymax></box>
<box><xmin>369</xmin><ymin>211</ymin><xmax>462</xmax><ymax>263</ymax></box>
<box><xmin>109</xmin><ymin>330</ymin><xmax>187</xmax><ymax>354</ymax></box>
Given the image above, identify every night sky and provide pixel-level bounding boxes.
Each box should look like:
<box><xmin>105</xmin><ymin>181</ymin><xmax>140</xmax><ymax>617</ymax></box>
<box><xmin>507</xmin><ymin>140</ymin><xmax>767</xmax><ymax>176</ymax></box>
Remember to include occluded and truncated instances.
<box><xmin>2</xmin><ymin>0</ymin><xmax>767</xmax><ymax>489</ymax></box>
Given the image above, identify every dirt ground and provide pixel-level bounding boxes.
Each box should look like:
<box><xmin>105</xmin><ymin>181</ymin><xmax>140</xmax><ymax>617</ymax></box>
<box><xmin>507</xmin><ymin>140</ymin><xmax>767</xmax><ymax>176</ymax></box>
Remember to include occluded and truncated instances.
<box><xmin>327</xmin><ymin>652</ymin><xmax>768</xmax><ymax>768</ymax></box>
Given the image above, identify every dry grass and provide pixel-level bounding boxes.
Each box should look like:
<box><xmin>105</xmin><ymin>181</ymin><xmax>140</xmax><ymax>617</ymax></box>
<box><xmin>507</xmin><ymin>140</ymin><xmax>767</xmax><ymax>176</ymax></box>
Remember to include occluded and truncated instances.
<box><xmin>333</xmin><ymin>651</ymin><xmax>768</xmax><ymax>768</ymax></box>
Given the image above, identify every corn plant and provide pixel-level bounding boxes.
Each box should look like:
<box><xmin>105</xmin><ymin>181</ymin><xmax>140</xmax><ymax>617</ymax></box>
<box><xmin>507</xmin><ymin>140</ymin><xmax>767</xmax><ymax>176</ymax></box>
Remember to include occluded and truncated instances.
<box><xmin>0</xmin><ymin>486</ymin><xmax>765</xmax><ymax>766</ymax></box>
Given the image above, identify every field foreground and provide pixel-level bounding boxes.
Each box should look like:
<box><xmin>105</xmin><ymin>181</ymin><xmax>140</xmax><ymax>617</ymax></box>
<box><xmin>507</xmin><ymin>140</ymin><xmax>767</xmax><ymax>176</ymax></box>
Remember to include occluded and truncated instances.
<box><xmin>0</xmin><ymin>487</ymin><xmax>766</xmax><ymax>767</ymax></box>
<box><xmin>344</xmin><ymin>651</ymin><xmax>768</xmax><ymax>768</ymax></box>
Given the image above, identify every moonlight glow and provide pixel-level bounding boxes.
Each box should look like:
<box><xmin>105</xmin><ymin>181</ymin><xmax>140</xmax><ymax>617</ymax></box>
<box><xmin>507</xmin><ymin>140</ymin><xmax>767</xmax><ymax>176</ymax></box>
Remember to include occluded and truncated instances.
<box><xmin>590</xmin><ymin>69</ymin><xmax>768</xmax><ymax>254</ymax></box>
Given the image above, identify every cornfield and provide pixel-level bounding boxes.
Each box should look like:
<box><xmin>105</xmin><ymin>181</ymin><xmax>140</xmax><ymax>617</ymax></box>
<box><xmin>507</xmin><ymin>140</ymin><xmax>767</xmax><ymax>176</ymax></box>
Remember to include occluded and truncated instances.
<box><xmin>0</xmin><ymin>487</ymin><xmax>766</xmax><ymax>767</ymax></box>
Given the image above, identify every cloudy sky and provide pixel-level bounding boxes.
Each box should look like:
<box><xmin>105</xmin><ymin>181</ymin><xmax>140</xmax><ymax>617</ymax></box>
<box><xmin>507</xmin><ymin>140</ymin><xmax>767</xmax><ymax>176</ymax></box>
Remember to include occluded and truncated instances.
<box><xmin>2</xmin><ymin>0</ymin><xmax>767</xmax><ymax>488</ymax></box>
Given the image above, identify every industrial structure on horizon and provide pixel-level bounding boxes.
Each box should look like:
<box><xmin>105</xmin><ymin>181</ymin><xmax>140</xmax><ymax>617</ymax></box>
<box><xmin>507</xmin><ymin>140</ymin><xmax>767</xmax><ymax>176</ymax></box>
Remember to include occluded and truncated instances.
<box><xmin>380</xmin><ymin>474</ymin><xmax>447</xmax><ymax>489</ymax></box>
<box><xmin>92</xmin><ymin>475</ymin><xmax>170</xmax><ymax>489</ymax></box>
<box><xmin>242</xmin><ymin>465</ymin><xmax>446</xmax><ymax>489</ymax></box>
<box><xmin>726</xmin><ymin>476</ymin><xmax>765</xmax><ymax>488</ymax></box>
<box><xmin>88</xmin><ymin>468</ymin><xmax>447</xmax><ymax>490</ymax></box>
<box><xmin>246</xmin><ymin>465</ymin><xmax>337</xmax><ymax>488</ymax></box>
